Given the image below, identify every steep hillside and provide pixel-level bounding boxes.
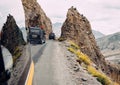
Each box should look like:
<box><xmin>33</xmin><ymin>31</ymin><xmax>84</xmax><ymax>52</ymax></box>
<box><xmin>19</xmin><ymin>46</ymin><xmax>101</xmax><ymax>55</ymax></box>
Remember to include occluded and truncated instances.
<box><xmin>21</xmin><ymin>0</ymin><xmax>52</xmax><ymax>37</ymax></box>
<box><xmin>60</xmin><ymin>6</ymin><xmax>120</xmax><ymax>84</ymax></box>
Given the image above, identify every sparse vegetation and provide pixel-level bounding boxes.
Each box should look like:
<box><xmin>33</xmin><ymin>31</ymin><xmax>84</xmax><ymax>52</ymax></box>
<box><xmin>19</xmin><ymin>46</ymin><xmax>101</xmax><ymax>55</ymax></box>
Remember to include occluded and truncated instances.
<box><xmin>69</xmin><ymin>41</ymin><xmax>80</xmax><ymax>49</ymax></box>
<box><xmin>68</xmin><ymin>47</ymin><xmax>76</xmax><ymax>54</ymax></box>
<box><xmin>68</xmin><ymin>41</ymin><xmax>92</xmax><ymax>65</ymax></box>
<box><xmin>13</xmin><ymin>52</ymin><xmax>22</xmax><ymax>62</ymax></box>
<box><xmin>76</xmin><ymin>51</ymin><xmax>91</xmax><ymax>65</ymax></box>
<box><xmin>58</xmin><ymin>37</ymin><xmax>66</xmax><ymax>41</ymax></box>
<box><xmin>87</xmin><ymin>65</ymin><xmax>112</xmax><ymax>85</ymax></box>
<box><xmin>67</xmin><ymin>41</ymin><xmax>119</xmax><ymax>85</ymax></box>
<box><xmin>13</xmin><ymin>47</ymin><xmax>22</xmax><ymax>63</ymax></box>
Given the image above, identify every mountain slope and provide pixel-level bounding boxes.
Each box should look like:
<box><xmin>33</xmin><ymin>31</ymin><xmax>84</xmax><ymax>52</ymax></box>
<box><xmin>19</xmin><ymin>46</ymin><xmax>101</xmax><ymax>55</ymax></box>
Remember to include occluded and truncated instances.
<box><xmin>92</xmin><ymin>30</ymin><xmax>105</xmax><ymax>39</ymax></box>
<box><xmin>97</xmin><ymin>32</ymin><xmax>120</xmax><ymax>51</ymax></box>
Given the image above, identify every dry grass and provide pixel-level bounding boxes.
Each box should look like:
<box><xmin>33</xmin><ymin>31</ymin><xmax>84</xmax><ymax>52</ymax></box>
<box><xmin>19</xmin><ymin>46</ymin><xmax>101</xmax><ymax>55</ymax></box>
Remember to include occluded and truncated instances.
<box><xmin>68</xmin><ymin>47</ymin><xmax>76</xmax><ymax>54</ymax></box>
<box><xmin>76</xmin><ymin>51</ymin><xmax>92</xmax><ymax>65</ymax></box>
<box><xmin>68</xmin><ymin>41</ymin><xmax>92</xmax><ymax>65</ymax></box>
<box><xmin>69</xmin><ymin>41</ymin><xmax>80</xmax><ymax>49</ymax></box>
<box><xmin>13</xmin><ymin>47</ymin><xmax>22</xmax><ymax>63</ymax></box>
<box><xmin>87</xmin><ymin>65</ymin><xmax>114</xmax><ymax>85</ymax></box>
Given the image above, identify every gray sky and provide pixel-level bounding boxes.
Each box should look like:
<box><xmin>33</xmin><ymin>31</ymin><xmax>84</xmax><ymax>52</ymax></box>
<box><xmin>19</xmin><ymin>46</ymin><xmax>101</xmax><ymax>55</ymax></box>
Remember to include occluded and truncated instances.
<box><xmin>0</xmin><ymin>0</ymin><xmax>120</xmax><ymax>35</ymax></box>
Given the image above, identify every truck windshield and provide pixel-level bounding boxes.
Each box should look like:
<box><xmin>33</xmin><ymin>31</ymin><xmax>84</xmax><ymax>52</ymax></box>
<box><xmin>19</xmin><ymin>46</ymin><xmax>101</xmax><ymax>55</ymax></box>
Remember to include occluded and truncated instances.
<box><xmin>30</xmin><ymin>29</ymin><xmax>39</xmax><ymax>34</ymax></box>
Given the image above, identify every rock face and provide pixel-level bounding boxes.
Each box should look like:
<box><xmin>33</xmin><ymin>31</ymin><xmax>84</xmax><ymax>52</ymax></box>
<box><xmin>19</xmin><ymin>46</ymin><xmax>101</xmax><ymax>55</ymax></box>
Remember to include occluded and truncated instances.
<box><xmin>21</xmin><ymin>0</ymin><xmax>52</xmax><ymax>37</ymax></box>
<box><xmin>60</xmin><ymin>6</ymin><xmax>120</xmax><ymax>83</ymax></box>
<box><xmin>1</xmin><ymin>14</ymin><xmax>25</xmax><ymax>55</ymax></box>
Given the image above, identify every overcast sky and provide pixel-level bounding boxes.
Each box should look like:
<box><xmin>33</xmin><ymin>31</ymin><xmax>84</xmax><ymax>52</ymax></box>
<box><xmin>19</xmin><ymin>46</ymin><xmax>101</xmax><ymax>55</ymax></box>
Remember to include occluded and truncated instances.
<box><xmin>0</xmin><ymin>0</ymin><xmax>120</xmax><ymax>35</ymax></box>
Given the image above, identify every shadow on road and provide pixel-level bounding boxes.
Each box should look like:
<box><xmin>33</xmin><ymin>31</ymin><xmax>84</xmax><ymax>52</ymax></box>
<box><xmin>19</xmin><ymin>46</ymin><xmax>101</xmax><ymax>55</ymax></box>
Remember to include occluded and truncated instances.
<box><xmin>32</xmin><ymin>43</ymin><xmax>47</xmax><ymax>64</ymax></box>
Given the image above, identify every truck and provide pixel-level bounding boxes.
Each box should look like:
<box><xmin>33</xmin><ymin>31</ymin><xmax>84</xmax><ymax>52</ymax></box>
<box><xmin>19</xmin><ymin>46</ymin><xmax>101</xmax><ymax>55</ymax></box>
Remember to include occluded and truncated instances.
<box><xmin>27</xmin><ymin>27</ymin><xmax>46</xmax><ymax>44</ymax></box>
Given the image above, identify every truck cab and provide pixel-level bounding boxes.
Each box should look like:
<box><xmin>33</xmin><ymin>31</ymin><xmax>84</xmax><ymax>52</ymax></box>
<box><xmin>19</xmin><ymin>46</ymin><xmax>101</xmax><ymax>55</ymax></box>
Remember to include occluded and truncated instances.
<box><xmin>27</xmin><ymin>27</ymin><xmax>46</xmax><ymax>44</ymax></box>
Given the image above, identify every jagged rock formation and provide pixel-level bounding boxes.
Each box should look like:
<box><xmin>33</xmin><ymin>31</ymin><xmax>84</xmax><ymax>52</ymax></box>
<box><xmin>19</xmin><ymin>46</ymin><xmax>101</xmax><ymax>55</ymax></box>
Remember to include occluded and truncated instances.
<box><xmin>1</xmin><ymin>14</ymin><xmax>26</xmax><ymax>55</ymax></box>
<box><xmin>60</xmin><ymin>6</ymin><xmax>120</xmax><ymax>83</ymax></box>
<box><xmin>21</xmin><ymin>0</ymin><xmax>52</xmax><ymax>37</ymax></box>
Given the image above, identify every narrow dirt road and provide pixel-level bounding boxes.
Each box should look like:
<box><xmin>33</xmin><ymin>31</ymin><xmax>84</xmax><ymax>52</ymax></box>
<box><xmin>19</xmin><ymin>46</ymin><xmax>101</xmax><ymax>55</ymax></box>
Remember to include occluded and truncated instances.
<box><xmin>31</xmin><ymin>40</ymin><xmax>75</xmax><ymax>85</ymax></box>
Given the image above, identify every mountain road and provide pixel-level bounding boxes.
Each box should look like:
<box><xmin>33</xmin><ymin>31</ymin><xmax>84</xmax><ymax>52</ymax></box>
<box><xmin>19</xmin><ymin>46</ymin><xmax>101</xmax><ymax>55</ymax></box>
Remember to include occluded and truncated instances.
<box><xmin>31</xmin><ymin>40</ymin><xmax>75</xmax><ymax>85</ymax></box>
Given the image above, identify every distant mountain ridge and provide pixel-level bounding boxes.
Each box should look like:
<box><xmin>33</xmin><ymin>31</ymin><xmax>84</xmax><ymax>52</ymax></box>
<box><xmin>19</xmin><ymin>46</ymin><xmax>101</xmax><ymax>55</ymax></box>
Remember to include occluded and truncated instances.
<box><xmin>52</xmin><ymin>22</ymin><xmax>62</xmax><ymax>37</ymax></box>
<box><xmin>92</xmin><ymin>30</ymin><xmax>105</xmax><ymax>39</ymax></box>
<box><xmin>97</xmin><ymin>32</ymin><xmax>120</xmax><ymax>51</ymax></box>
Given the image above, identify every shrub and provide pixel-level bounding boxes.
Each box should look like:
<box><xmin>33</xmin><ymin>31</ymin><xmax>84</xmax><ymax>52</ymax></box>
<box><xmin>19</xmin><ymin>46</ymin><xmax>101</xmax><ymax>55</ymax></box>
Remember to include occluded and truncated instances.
<box><xmin>58</xmin><ymin>37</ymin><xmax>66</xmax><ymax>41</ymax></box>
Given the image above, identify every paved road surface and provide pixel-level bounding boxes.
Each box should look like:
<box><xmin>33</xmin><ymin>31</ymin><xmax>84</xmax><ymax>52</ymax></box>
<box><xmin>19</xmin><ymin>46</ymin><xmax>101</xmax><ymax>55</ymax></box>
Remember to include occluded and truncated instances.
<box><xmin>31</xmin><ymin>40</ymin><xmax>74</xmax><ymax>85</ymax></box>
<box><xmin>32</xmin><ymin>40</ymin><xmax>57</xmax><ymax>85</ymax></box>
<box><xmin>31</xmin><ymin>40</ymin><xmax>76</xmax><ymax>85</ymax></box>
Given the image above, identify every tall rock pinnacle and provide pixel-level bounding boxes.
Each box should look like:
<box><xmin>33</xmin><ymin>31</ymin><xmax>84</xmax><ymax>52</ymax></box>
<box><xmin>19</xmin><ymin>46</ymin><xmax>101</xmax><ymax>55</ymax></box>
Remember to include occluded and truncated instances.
<box><xmin>21</xmin><ymin>0</ymin><xmax>52</xmax><ymax>37</ymax></box>
<box><xmin>1</xmin><ymin>14</ymin><xmax>25</xmax><ymax>55</ymax></box>
<box><xmin>60</xmin><ymin>6</ymin><xmax>120</xmax><ymax>83</ymax></box>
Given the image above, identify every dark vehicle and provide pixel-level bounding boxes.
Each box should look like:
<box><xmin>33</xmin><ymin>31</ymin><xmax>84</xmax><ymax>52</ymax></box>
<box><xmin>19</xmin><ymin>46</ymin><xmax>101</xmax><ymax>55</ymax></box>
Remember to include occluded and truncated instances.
<box><xmin>49</xmin><ymin>32</ymin><xmax>55</xmax><ymax>40</ymax></box>
<box><xmin>27</xmin><ymin>27</ymin><xmax>46</xmax><ymax>44</ymax></box>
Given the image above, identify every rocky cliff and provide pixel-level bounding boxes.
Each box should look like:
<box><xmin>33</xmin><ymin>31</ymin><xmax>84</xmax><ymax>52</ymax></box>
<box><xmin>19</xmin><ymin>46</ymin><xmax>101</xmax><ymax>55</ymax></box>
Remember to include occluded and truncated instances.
<box><xmin>21</xmin><ymin>0</ymin><xmax>52</xmax><ymax>37</ymax></box>
<box><xmin>1</xmin><ymin>14</ymin><xmax>25</xmax><ymax>55</ymax></box>
<box><xmin>60</xmin><ymin>6</ymin><xmax>120</xmax><ymax>83</ymax></box>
